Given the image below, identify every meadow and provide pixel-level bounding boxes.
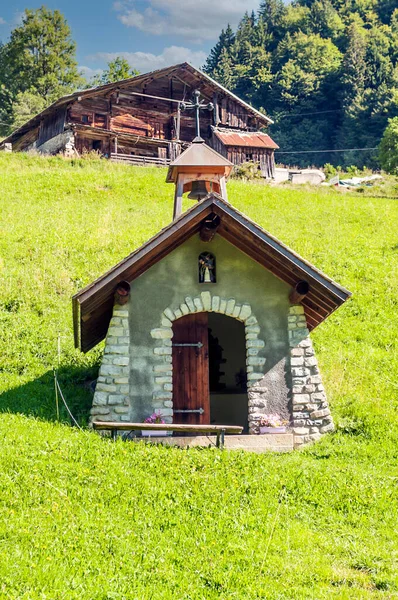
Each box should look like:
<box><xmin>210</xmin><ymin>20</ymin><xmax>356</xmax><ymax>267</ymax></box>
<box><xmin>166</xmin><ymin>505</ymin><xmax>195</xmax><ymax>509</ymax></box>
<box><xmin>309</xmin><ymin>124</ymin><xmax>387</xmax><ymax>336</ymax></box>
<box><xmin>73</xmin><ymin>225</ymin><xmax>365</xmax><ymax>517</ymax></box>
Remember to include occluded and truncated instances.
<box><xmin>0</xmin><ymin>152</ymin><xmax>397</xmax><ymax>599</ymax></box>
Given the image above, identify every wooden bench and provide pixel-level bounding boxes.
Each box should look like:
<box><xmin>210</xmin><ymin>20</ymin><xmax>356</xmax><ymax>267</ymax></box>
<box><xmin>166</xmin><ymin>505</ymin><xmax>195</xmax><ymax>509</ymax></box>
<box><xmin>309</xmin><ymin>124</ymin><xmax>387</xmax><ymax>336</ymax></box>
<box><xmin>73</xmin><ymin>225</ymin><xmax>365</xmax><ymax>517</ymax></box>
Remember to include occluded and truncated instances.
<box><xmin>92</xmin><ymin>422</ymin><xmax>243</xmax><ymax>449</ymax></box>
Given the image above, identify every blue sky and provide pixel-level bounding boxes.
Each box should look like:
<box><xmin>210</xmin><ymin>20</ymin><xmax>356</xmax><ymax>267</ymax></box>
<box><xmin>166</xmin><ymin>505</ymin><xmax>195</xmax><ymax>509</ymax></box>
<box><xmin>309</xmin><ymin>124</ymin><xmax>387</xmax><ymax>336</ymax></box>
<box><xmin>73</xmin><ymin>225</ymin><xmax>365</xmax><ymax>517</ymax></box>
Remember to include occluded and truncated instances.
<box><xmin>0</xmin><ymin>0</ymin><xmax>259</xmax><ymax>79</ymax></box>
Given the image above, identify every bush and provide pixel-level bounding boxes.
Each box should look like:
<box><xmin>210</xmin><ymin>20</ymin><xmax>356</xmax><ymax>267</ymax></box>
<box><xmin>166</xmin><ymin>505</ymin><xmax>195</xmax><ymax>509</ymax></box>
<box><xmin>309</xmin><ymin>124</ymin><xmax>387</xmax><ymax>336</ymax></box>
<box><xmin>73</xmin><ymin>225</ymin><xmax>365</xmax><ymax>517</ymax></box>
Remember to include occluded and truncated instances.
<box><xmin>379</xmin><ymin>117</ymin><xmax>398</xmax><ymax>174</ymax></box>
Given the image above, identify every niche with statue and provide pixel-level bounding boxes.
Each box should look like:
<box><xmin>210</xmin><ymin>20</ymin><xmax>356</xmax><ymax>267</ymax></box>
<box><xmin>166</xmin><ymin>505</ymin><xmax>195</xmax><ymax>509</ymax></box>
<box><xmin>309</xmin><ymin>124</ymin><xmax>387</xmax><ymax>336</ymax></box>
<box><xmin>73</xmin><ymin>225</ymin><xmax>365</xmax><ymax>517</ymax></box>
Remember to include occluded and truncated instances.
<box><xmin>199</xmin><ymin>252</ymin><xmax>216</xmax><ymax>283</ymax></box>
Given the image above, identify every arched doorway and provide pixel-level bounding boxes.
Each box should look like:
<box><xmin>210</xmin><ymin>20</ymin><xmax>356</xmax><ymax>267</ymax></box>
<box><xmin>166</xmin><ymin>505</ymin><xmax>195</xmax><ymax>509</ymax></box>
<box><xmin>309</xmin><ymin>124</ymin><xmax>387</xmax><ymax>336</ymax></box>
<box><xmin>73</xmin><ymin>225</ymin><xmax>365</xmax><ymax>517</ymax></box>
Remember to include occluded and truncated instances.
<box><xmin>172</xmin><ymin>312</ymin><xmax>247</xmax><ymax>431</ymax></box>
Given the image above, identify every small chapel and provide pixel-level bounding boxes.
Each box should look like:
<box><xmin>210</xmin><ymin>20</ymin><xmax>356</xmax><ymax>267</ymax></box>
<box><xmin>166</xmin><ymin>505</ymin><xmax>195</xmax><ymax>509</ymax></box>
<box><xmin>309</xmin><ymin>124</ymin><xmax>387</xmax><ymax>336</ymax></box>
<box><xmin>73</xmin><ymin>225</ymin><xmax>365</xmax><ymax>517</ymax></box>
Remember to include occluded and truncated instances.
<box><xmin>73</xmin><ymin>100</ymin><xmax>351</xmax><ymax>451</ymax></box>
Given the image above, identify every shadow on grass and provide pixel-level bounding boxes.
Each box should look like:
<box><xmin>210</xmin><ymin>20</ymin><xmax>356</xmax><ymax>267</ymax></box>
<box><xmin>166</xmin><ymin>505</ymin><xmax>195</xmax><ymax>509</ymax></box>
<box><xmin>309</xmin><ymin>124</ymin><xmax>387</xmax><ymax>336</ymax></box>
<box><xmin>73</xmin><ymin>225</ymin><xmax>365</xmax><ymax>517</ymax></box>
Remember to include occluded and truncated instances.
<box><xmin>0</xmin><ymin>365</ymin><xmax>98</xmax><ymax>427</ymax></box>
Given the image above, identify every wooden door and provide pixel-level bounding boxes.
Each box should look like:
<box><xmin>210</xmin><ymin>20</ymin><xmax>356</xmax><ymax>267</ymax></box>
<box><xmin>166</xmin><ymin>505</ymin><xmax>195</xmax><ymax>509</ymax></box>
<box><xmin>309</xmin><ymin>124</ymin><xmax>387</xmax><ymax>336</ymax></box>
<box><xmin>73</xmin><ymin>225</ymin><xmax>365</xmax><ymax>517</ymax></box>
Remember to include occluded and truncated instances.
<box><xmin>172</xmin><ymin>313</ymin><xmax>209</xmax><ymax>425</ymax></box>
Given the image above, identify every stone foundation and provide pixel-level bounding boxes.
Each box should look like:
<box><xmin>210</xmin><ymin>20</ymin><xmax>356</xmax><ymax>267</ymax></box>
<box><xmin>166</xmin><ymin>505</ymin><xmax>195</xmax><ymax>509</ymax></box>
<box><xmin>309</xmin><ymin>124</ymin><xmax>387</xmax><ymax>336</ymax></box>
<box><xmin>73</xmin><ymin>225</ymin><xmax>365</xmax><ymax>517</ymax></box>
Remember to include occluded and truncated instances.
<box><xmin>288</xmin><ymin>305</ymin><xmax>334</xmax><ymax>448</ymax></box>
<box><xmin>90</xmin><ymin>303</ymin><xmax>131</xmax><ymax>423</ymax></box>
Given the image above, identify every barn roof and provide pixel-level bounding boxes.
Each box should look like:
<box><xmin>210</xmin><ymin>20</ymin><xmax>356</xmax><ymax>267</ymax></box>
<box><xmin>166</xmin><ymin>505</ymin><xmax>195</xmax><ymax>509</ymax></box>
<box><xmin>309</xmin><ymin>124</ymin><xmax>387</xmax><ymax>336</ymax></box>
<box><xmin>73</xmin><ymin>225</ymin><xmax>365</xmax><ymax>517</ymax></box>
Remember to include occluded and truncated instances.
<box><xmin>72</xmin><ymin>194</ymin><xmax>351</xmax><ymax>353</ymax></box>
<box><xmin>0</xmin><ymin>63</ymin><xmax>272</xmax><ymax>147</ymax></box>
<box><xmin>213</xmin><ymin>128</ymin><xmax>279</xmax><ymax>150</ymax></box>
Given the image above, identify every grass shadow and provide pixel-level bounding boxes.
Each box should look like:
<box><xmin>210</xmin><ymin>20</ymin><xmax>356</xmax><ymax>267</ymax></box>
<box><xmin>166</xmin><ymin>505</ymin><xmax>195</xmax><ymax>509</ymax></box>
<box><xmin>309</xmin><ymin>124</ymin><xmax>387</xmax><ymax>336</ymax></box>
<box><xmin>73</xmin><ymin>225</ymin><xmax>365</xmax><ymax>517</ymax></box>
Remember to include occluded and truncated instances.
<box><xmin>0</xmin><ymin>365</ymin><xmax>98</xmax><ymax>427</ymax></box>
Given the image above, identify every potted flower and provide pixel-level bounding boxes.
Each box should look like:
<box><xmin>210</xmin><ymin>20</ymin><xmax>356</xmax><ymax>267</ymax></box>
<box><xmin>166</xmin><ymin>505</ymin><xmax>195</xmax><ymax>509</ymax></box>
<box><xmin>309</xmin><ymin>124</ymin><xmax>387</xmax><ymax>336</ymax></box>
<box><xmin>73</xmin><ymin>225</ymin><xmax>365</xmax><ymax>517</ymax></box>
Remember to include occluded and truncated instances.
<box><xmin>142</xmin><ymin>411</ymin><xmax>168</xmax><ymax>437</ymax></box>
<box><xmin>258</xmin><ymin>414</ymin><xmax>287</xmax><ymax>434</ymax></box>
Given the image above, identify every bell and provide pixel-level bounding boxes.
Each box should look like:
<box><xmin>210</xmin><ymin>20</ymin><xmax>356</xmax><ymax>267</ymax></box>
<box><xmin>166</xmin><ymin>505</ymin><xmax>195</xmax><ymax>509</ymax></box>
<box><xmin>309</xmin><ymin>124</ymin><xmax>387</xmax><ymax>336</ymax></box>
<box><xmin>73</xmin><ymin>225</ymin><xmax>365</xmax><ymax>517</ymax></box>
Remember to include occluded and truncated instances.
<box><xmin>188</xmin><ymin>180</ymin><xmax>208</xmax><ymax>201</ymax></box>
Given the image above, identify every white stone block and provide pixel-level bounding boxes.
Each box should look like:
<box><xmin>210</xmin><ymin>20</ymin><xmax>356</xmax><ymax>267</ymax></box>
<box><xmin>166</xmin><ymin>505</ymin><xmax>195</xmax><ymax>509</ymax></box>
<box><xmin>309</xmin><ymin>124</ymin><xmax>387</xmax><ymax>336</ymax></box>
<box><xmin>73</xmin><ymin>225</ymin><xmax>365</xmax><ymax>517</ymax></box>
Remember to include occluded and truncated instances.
<box><xmin>96</xmin><ymin>383</ymin><xmax>117</xmax><ymax>393</ymax></box>
<box><xmin>219</xmin><ymin>298</ymin><xmax>227</xmax><ymax>313</ymax></box>
<box><xmin>185</xmin><ymin>297</ymin><xmax>195</xmax><ymax>312</ymax></box>
<box><xmin>304</xmin><ymin>356</ymin><xmax>318</xmax><ymax>367</ymax></box>
<box><xmin>193</xmin><ymin>297</ymin><xmax>204</xmax><ymax>311</ymax></box>
<box><xmin>108</xmin><ymin>394</ymin><xmax>126</xmax><ymax>405</ymax></box>
<box><xmin>90</xmin><ymin>407</ymin><xmax>110</xmax><ymax>415</ymax></box>
<box><xmin>246</xmin><ymin>333</ymin><xmax>257</xmax><ymax>340</ymax></box>
<box><xmin>225</xmin><ymin>298</ymin><xmax>236</xmax><ymax>315</ymax></box>
<box><xmin>154</xmin><ymin>347</ymin><xmax>172</xmax><ymax>355</ymax></box>
<box><xmin>153</xmin><ymin>391</ymin><xmax>172</xmax><ymax>400</ymax></box>
<box><xmin>114</xmin><ymin>406</ymin><xmax>129</xmax><ymax>414</ymax></box>
<box><xmin>93</xmin><ymin>392</ymin><xmax>108</xmax><ymax>406</ymax></box>
<box><xmin>114</xmin><ymin>377</ymin><xmax>129</xmax><ymax>384</ymax></box>
<box><xmin>119</xmin><ymin>385</ymin><xmax>130</xmax><ymax>394</ymax></box>
<box><xmin>289</xmin><ymin>305</ymin><xmax>305</xmax><ymax>315</ymax></box>
<box><xmin>201</xmin><ymin>291</ymin><xmax>211</xmax><ymax>310</ymax></box>
<box><xmin>180</xmin><ymin>303</ymin><xmax>189</xmax><ymax>315</ymax></box>
<box><xmin>290</xmin><ymin>357</ymin><xmax>304</xmax><ymax>366</ymax></box>
<box><xmin>247</xmin><ymin>356</ymin><xmax>266</xmax><ymax>366</ymax></box>
<box><xmin>113</xmin><ymin>357</ymin><xmax>129</xmax><ymax>366</ymax></box>
<box><xmin>247</xmin><ymin>339</ymin><xmax>265</xmax><ymax>348</ymax></box>
<box><xmin>151</xmin><ymin>328</ymin><xmax>173</xmax><ymax>339</ymax></box>
<box><xmin>155</xmin><ymin>376</ymin><xmax>172</xmax><ymax>384</ymax></box>
<box><xmin>153</xmin><ymin>364</ymin><xmax>172</xmax><ymax>373</ymax></box>
<box><xmin>174</xmin><ymin>309</ymin><xmax>182</xmax><ymax>319</ymax></box>
<box><xmin>117</xmin><ymin>337</ymin><xmax>129</xmax><ymax>344</ymax></box>
<box><xmin>239</xmin><ymin>304</ymin><xmax>252</xmax><ymax>320</ymax></box>
<box><xmin>247</xmin><ymin>348</ymin><xmax>259</xmax><ymax>356</ymax></box>
<box><xmin>106</xmin><ymin>345</ymin><xmax>129</xmax><ymax>355</ymax></box>
<box><xmin>212</xmin><ymin>295</ymin><xmax>220</xmax><ymax>312</ymax></box>
<box><xmin>164</xmin><ymin>384</ymin><xmax>173</xmax><ymax>392</ymax></box>
<box><xmin>246</xmin><ymin>325</ymin><xmax>260</xmax><ymax>334</ymax></box>
<box><xmin>108</xmin><ymin>327</ymin><xmax>124</xmax><ymax>337</ymax></box>
<box><xmin>164</xmin><ymin>308</ymin><xmax>175</xmax><ymax>321</ymax></box>
<box><xmin>161</xmin><ymin>317</ymin><xmax>172</xmax><ymax>327</ymax></box>
<box><xmin>232</xmin><ymin>305</ymin><xmax>241</xmax><ymax>318</ymax></box>
<box><xmin>113</xmin><ymin>309</ymin><xmax>129</xmax><ymax>318</ymax></box>
<box><xmin>245</xmin><ymin>315</ymin><xmax>258</xmax><ymax>326</ymax></box>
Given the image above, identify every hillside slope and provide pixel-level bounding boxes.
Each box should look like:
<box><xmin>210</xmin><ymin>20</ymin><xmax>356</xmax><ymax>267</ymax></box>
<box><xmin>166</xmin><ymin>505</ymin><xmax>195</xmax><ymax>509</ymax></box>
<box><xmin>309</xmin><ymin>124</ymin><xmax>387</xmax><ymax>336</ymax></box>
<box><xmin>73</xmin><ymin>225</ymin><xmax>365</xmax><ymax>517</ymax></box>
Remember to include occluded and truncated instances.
<box><xmin>0</xmin><ymin>153</ymin><xmax>397</xmax><ymax>598</ymax></box>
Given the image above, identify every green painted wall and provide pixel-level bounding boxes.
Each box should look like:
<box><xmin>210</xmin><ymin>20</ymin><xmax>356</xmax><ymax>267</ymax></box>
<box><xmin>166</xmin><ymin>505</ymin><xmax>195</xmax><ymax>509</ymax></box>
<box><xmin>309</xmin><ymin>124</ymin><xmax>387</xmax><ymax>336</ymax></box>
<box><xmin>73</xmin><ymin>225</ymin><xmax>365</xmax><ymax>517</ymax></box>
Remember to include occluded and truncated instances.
<box><xmin>128</xmin><ymin>234</ymin><xmax>291</xmax><ymax>422</ymax></box>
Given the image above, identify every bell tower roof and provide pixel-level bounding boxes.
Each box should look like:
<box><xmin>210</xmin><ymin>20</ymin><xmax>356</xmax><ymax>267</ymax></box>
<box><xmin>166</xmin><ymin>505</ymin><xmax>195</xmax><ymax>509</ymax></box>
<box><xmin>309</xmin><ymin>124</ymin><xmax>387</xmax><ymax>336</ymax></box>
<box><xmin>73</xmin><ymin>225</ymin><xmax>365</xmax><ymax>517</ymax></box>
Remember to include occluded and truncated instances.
<box><xmin>166</xmin><ymin>141</ymin><xmax>233</xmax><ymax>183</ymax></box>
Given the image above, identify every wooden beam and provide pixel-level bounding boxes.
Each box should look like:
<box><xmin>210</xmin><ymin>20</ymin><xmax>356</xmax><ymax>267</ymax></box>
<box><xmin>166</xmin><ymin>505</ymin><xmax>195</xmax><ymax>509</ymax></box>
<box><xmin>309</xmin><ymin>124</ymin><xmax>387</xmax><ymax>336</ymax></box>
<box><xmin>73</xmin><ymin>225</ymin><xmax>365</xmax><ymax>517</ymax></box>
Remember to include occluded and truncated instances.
<box><xmin>199</xmin><ymin>214</ymin><xmax>220</xmax><ymax>242</ymax></box>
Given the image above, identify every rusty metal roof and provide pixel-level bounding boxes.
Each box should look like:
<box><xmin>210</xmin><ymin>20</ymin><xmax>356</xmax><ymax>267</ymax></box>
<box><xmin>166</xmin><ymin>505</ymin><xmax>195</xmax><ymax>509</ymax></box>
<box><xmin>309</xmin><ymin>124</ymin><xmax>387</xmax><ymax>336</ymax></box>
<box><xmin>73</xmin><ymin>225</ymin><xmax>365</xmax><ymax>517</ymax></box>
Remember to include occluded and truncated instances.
<box><xmin>213</xmin><ymin>128</ymin><xmax>279</xmax><ymax>149</ymax></box>
<box><xmin>73</xmin><ymin>194</ymin><xmax>351</xmax><ymax>353</ymax></box>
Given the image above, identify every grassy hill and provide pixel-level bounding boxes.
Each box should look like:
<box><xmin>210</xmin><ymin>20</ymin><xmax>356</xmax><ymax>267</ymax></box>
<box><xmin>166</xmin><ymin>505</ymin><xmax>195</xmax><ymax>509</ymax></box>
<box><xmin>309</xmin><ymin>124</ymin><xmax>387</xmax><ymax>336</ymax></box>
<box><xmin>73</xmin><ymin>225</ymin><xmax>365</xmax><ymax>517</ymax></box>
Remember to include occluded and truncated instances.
<box><xmin>0</xmin><ymin>152</ymin><xmax>397</xmax><ymax>598</ymax></box>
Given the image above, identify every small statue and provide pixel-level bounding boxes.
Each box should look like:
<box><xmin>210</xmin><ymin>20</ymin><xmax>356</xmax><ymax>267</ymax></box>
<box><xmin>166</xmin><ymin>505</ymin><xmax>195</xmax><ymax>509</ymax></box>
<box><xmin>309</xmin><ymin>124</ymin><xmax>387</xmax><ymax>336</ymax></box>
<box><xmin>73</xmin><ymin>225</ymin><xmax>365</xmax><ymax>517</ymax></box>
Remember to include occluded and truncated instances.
<box><xmin>199</xmin><ymin>252</ymin><xmax>216</xmax><ymax>283</ymax></box>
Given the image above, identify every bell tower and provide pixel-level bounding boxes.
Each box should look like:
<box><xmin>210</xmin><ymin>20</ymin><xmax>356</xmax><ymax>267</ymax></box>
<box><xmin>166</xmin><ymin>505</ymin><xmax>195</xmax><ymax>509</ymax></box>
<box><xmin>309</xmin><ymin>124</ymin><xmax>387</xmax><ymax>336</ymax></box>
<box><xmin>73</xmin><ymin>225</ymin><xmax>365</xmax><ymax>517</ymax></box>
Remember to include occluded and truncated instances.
<box><xmin>166</xmin><ymin>140</ymin><xmax>233</xmax><ymax>220</ymax></box>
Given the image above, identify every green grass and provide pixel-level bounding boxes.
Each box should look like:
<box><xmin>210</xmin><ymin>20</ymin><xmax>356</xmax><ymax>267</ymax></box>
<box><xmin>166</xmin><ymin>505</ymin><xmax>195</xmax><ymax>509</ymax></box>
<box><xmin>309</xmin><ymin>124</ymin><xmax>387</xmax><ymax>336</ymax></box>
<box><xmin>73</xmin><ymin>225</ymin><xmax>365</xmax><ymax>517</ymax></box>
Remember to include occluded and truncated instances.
<box><xmin>0</xmin><ymin>152</ymin><xmax>397</xmax><ymax>599</ymax></box>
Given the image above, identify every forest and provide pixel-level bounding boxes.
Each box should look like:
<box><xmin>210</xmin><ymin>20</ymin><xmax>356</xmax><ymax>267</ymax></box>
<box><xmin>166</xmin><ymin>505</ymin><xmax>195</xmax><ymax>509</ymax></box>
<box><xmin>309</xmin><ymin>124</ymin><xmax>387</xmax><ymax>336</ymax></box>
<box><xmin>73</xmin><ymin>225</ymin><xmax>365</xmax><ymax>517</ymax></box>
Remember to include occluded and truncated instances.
<box><xmin>0</xmin><ymin>3</ymin><xmax>398</xmax><ymax>168</ymax></box>
<box><xmin>204</xmin><ymin>0</ymin><xmax>398</xmax><ymax>167</ymax></box>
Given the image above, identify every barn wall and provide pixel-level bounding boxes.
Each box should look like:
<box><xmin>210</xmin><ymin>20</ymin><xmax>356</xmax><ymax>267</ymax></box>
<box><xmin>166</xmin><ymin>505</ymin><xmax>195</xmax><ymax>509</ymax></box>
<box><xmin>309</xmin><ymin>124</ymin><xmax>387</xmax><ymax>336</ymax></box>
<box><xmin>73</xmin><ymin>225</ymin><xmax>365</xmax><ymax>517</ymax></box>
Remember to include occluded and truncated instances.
<box><xmin>122</xmin><ymin>235</ymin><xmax>291</xmax><ymax>425</ymax></box>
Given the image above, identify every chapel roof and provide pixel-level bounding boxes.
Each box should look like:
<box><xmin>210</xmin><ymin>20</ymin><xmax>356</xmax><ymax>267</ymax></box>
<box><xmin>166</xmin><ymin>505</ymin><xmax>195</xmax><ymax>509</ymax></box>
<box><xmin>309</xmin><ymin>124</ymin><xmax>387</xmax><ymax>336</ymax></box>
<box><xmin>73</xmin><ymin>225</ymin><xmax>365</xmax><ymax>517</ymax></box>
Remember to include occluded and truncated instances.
<box><xmin>73</xmin><ymin>194</ymin><xmax>351</xmax><ymax>352</ymax></box>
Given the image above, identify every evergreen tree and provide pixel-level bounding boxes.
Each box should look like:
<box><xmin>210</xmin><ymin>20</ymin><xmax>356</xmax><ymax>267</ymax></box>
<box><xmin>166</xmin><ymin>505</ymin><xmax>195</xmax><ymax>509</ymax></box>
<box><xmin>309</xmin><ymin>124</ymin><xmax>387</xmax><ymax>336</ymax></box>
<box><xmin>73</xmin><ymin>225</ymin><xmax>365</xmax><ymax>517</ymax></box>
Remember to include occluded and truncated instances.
<box><xmin>203</xmin><ymin>25</ymin><xmax>234</xmax><ymax>74</ymax></box>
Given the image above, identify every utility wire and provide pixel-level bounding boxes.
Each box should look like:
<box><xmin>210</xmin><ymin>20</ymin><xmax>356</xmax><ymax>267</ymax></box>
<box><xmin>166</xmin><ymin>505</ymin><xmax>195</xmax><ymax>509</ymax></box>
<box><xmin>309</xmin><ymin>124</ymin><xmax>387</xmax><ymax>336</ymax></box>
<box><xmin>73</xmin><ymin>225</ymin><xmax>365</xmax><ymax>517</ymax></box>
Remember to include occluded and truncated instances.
<box><xmin>275</xmin><ymin>147</ymin><xmax>378</xmax><ymax>154</ymax></box>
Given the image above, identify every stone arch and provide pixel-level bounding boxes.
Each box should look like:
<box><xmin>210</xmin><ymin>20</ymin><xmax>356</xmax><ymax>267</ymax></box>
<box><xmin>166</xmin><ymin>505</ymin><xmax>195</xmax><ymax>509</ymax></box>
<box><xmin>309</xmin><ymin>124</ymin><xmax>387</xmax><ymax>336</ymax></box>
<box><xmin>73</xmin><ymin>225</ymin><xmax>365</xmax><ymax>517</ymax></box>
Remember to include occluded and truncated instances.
<box><xmin>150</xmin><ymin>292</ymin><xmax>267</xmax><ymax>433</ymax></box>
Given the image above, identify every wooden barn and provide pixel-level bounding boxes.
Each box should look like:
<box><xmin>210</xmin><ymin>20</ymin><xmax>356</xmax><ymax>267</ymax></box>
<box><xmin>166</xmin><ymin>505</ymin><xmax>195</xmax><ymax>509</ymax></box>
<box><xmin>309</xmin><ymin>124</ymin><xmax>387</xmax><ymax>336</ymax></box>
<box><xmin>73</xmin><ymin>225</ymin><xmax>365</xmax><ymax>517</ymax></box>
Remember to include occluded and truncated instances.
<box><xmin>0</xmin><ymin>63</ymin><xmax>278</xmax><ymax>176</ymax></box>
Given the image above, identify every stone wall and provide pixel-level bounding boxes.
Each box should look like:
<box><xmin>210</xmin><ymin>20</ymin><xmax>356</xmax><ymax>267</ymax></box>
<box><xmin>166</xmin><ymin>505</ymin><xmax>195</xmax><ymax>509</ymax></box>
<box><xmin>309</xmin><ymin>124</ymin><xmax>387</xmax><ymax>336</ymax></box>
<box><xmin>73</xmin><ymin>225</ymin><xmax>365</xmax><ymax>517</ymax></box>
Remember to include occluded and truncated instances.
<box><xmin>288</xmin><ymin>305</ymin><xmax>334</xmax><ymax>447</ymax></box>
<box><xmin>36</xmin><ymin>130</ymin><xmax>75</xmax><ymax>156</ymax></box>
<box><xmin>90</xmin><ymin>303</ymin><xmax>131</xmax><ymax>423</ymax></box>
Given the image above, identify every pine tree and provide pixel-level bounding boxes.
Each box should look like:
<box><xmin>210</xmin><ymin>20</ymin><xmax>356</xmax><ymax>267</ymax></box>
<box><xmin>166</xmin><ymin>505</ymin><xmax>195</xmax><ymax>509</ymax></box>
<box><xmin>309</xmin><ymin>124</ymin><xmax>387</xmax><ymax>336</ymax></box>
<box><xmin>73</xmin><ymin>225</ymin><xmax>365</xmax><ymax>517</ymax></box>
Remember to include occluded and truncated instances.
<box><xmin>203</xmin><ymin>25</ymin><xmax>234</xmax><ymax>75</ymax></box>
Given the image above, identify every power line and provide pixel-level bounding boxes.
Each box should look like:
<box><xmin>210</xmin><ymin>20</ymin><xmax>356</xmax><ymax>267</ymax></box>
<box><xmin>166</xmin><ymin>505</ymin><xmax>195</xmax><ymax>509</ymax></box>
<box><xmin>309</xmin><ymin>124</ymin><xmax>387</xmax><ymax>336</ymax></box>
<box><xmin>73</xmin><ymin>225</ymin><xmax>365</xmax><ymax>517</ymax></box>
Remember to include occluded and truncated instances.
<box><xmin>275</xmin><ymin>108</ymin><xmax>345</xmax><ymax>119</ymax></box>
<box><xmin>275</xmin><ymin>147</ymin><xmax>379</xmax><ymax>154</ymax></box>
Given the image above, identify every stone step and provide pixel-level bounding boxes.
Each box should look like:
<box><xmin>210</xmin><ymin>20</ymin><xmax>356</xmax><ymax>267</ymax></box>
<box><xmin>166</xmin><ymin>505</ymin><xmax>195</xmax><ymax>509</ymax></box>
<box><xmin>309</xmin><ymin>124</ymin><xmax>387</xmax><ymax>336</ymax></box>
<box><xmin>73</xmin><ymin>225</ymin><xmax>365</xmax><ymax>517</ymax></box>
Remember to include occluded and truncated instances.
<box><xmin>132</xmin><ymin>433</ymin><xmax>294</xmax><ymax>453</ymax></box>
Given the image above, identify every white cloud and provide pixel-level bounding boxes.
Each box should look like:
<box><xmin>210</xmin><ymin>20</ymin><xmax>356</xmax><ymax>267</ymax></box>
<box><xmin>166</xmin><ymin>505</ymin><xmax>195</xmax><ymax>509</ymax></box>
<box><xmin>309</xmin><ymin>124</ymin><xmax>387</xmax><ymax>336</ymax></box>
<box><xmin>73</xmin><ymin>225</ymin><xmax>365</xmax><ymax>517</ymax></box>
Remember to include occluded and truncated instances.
<box><xmin>89</xmin><ymin>46</ymin><xmax>207</xmax><ymax>73</ymax></box>
<box><xmin>113</xmin><ymin>0</ymin><xmax>258</xmax><ymax>42</ymax></box>
<box><xmin>0</xmin><ymin>17</ymin><xmax>6</xmax><ymax>25</ymax></box>
<box><xmin>79</xmin><ymin>65</ymin><xmax>104</xmax><ymax>81</ymax></box>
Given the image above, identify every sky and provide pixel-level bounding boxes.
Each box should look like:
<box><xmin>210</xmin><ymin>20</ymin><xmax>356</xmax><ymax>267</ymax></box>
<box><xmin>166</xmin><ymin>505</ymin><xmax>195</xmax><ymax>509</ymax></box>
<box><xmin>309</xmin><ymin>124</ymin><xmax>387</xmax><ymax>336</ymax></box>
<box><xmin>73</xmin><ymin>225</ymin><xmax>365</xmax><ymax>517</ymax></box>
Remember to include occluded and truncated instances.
<box><xmin>0</xmin><ymin>0</ymin><xmax>260</xmax><ymax>80</ymax></box>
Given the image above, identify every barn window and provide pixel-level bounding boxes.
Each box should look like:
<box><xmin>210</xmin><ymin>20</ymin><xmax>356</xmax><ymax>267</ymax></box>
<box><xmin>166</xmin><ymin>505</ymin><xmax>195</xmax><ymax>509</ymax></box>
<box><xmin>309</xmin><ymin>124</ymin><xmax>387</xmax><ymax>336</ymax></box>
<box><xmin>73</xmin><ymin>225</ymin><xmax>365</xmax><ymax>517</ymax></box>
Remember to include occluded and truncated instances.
<box><xmin>199</xmin><ymin>252</ymin><xmax>216</xmax><ymax>283</ymax></box>
<box><xmin>82</xmin><ymin>115</ymin><xmax>90</xmax><ymax>124</ymax></box>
